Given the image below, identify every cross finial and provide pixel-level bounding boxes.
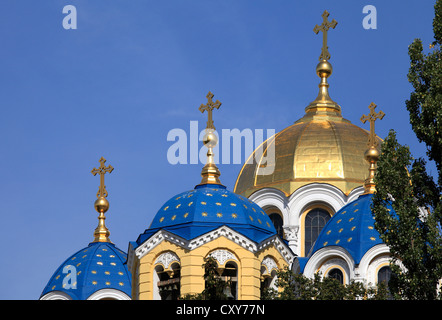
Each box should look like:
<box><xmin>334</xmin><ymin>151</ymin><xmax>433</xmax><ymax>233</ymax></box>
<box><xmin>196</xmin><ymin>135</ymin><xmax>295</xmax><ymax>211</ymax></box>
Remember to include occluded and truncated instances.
<box><xmin>91</xmin><ymin>157</ymin><xmax>114</xmax><ymax>198</ymax></box>
<box><xmin>90</xmin><ymin>157</ymin><xmax>113</xmax><ymax>243</ymax></box>
<box><xmin>360</xmin><ymin>102</ymin><xmax>385</xmax><ymax>148</ymax></box>
<box><xmin>360</xmin><ymin>103</ymin><xmax>386</xmax><ymax>195</ymax></box>
<box><xmin>197</xmin><ymin>91</ymin><xmax>223</xmax><ymax>186</ymax></box>
<box><xmin>199</xmin><ymin>91</ymin><xmax>222</xmax><ymax>130</ymax></box>
<box><xmin>313</xmin><ymin>10</ymin><xmax>338</xmax><ymax>61</ymax></box>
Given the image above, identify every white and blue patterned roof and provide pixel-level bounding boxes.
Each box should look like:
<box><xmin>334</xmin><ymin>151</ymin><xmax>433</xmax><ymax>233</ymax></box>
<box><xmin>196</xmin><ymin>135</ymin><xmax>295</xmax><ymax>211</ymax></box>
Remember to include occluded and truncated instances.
<box><xmin>40</xmin><ymin>242</ymin><xmax>131</xmax><ymax>300</ymax></box>
<box><xmin>135</xmin><ymin>183</ymin><xmax>277</xmax><ymax>248</ymax></box>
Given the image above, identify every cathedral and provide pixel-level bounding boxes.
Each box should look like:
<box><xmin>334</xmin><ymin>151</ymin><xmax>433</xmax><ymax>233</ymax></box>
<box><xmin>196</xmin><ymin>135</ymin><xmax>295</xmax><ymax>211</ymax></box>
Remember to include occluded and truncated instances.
<box><xmin>40</xmin><ymin>10</ymin><xmax>394</xmax><ymax>300</ymax></box>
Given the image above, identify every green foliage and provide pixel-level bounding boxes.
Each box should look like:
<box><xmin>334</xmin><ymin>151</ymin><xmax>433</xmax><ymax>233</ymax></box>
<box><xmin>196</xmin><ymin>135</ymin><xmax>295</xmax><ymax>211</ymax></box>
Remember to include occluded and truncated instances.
<box><xmin>406</xmin><ymin>0</ymin><xmax>442</xmax><ymax>188</ymax></box>
<box><xmin>261</xmin><ymin>266</ymin><xmax>390</xmax><ymax>300</ymax></box>
<box><xmin>370</xmin><ymin>0</ymin><xmax>442</xmax><ymax>300</ymax></box>
<box><xmin>181</xmin><ymin>256</ymin><xmax>231</xmax><ymax>300</ymax></box>
<box><xmin>372</xmin><ymin>131</ymin><xmax>442</xmax><ymax>300</ymax></box>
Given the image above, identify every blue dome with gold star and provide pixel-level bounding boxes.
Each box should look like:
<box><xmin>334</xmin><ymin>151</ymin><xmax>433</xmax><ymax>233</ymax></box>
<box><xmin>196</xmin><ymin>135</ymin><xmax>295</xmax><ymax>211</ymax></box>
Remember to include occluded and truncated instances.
<box><xmin>135</xmin><ymin>95</ymin><xmax>279</xmax><ymax>250</ymax></box>
<box><xmin>40</xmin><ymin>242</ymin><xmax>132</xmax><ymax>300</ymax></box>
<box><xmin>135</xmin><ymin>183</ymin><xmax>277</xmax><ymax>247</ymax></box>
<box><xmin>307</xmin><ymin>193</ymin><xmax>391</xmax><ymax>264</ymax></box>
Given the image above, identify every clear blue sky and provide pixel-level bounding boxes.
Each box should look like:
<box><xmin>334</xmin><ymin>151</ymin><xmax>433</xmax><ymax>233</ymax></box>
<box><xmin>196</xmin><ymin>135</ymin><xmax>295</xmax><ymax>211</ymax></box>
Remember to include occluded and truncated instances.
<box><xmin>0</xmin><ymin>0</ymin><xmax>437</xmax><ymax>299</ymax></box>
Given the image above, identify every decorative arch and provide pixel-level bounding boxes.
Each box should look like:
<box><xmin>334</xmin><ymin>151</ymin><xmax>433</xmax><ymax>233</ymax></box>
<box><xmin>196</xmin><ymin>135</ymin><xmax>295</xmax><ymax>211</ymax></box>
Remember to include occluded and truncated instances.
<box><xmin>249</xmin><ymin>188</ymin><xmax>289</xmax><ymax>241</ymax></box>
<box><xmin>288</xmin><ymin>183</ymin><xmax>350</xmax><ymax>220</ymax></box>
<box><xmin>207</xmin><ymin>249</ymin><xmax>239</xmax><ymax>300</ymax></box>
<box><xmin>261</xmin><ymin>255</ymin><xmax>278</xmax><ymax>275</ymax></box>
<box><xmin>208</xmin><ymin>249</ymin><xmax>239</xmax><ymax>268</ymax></box>
<box><xmin>153</xmin><ymin>251</ymin><xmax>181</xmax><ymax>300</ymax></box>
<box><xmin>39</xmin><ymin>291</ymin><xmax>72</xmax><ymax>300</ymax></box>
<box><xmin>248</xmin><ymin>188</ymin><xmax>290</xmax><ymax>222</ymax></box>
<box><xmin>323</xmin><ymin>264</ymin><xmax>346</xmax><ymax>284</ymax></box>
<box><xmin>261</xmin><ymin>256</ymin><xmax>279</xmax><ymax>291</ymax></box>
<box><xmin>300</xmin><ymin>204</ymin><xmax>334</xmax><ymax>256</ymax></box>
<box><xmin>287</xmin><ymin>184</ymin><xmax>357</xmax><ymax>255</ymax></box>
<box><xmin>358</xmin><ymin>244</ymin><xmax>391</xmax><ymax>286</ymax></box>
<box><xmin>303</xmin><ymin>246</ymin><xmax>355</xmax><ymax>283</ymax></box>
<box><xmin>87</xmin><ymin>289</ymin><xmax>131</xmax><ymax>300</ymax></box>
<box><xmin>154</xmin><ymin>251</ymin><xmax>180</xmax><ymax>270</ymax></box>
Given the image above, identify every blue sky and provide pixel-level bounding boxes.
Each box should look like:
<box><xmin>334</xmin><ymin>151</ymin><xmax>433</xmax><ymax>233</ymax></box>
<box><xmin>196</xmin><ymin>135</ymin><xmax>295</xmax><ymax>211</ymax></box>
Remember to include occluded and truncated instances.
<box><xmin>0</xmin><ymin>0</ymin><xmax>437</xmax><ymax>299</ymax></box>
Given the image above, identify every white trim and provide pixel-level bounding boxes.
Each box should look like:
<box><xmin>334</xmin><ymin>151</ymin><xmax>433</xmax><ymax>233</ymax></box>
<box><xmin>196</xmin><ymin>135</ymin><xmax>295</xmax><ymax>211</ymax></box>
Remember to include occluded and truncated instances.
<box><xmin>358</xmin><ymin>244</ymin><xmax>390</xmax><ymax>285</ymax></box>
<box><xmin>188</xmin><ymin>226</ymin><xmax>257</xmax><ymax>251</ymax></box>
<box><xmin>288</xmin><ymin>183</ymin><xmax>352</xmax><ymax>222</ymax></box>
<box><xmin>87</xmin><ymin>288</ymin><xmax>131</xmax><ymax>300</ymax></box>
<box><xmin>245</xmin><ymin>183</ymin><xmax>364</xmax><ymax>256</ymax></box>
<box><xmin>40</xmin><ymin>291</ymin><xmax>72</xmax><ymax>300</ymax></box>
<box><xmin>248</xmin><ymin>188</ymin><xmax>290</xmax><ymax>222</ymax></box>
<box><xmin>258</xmin><ymin>235</ymin><xmax>295</xmax><ymax>265</ymax></box>
<box><xmin>209</xmin><ymin>249</ymin><xmax>238</xmax><ymax>266</ymax></box>
<box><xmin>154</xmin><ymin>251</ymin><xmax>180</xmax><ymax>269</ymax></box>
<box><xmin>132</xmin><ymin>226</ymin><xmax>294</xmax><ymax>265</ymax></box>
<box><xmin>302</xmin><ymin>246</ymin><xmax>355</xmax><ymax>281</ymax></box>
<box><xmin>134</xmin><ymin>230</ymin><xmax>187</xmax><ymax>260</ymax></box>
<box><xmin>348</xmin><ymin>186</ymin><xmax>365</xmax><ymax>203</ymax></box>
<box><xmin>261</xmin><ymin>256</ymin><xmax>278</xmax><ymax>275</ymax></box>
<box><xmin>318</xmin><ymin>258</ymin><xmax>351</xmax><ymax>285</ymax></box>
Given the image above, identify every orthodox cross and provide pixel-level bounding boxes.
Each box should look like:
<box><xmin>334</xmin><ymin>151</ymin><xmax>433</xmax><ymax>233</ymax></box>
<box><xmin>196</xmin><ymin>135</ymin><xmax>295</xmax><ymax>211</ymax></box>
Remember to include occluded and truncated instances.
<box><xmin>91</xmin><ymin>157</ymin><xmax>114</xmax><ymax>198</ymax></box>
<box><xmin>199</xmin><ymin>91</ymin><xmax>222</xmax><ymax>130</ymax></box>
<box><xmin>313</xmin><ymin>10</ymin><xmax>338</xmax><ymax>61</ymax></box>
<box><xmin>360</xmin><ymin>102</ymin><xmax>385</xmax><ymax>148</ymax></box>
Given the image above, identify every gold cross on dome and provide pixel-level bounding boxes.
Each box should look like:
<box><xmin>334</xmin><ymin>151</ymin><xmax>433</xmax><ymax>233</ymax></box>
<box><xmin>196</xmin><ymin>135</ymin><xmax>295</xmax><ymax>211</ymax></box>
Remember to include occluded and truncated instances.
<box><xmin>91</xmin><ymin>157</ymin><xmax>114</xmax><ymax>198</ymax></box>
<box><xmin>313</xmin><ymin>10</ymin><xmax>338</xmax><ymax>61</ymax></box>
<box><xmin>361</xmin><ymin>102</ymin><xmax>385</xmax><ymax>148</ymax></box>
<box><xmin>199</xmin><ymin>91</ymin><xmax>222</xmax><ymax>130</ymax></box>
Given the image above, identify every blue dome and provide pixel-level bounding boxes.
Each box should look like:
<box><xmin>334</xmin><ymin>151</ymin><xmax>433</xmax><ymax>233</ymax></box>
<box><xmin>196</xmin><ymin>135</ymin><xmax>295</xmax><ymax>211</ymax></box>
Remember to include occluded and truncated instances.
<box><xmin>41</xmin><ymin>242</ymin><xmax>132</xmax><ymax>300</ymax></box>
<box><xmin>308</xmin><ymin>193</ymin><xmax>390</xmax><ymax>264</ymax></box>
<box><xmin>135</xmin><ymin>184</ymin><xmax>277</xmax><ymax>247</ymax></box>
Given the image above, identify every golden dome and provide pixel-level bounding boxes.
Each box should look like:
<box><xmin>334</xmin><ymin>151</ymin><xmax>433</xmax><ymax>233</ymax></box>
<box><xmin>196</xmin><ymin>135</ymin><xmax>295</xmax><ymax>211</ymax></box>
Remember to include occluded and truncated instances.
<box><xmin>234</xmin><ymin>10</ymin><xmax>382</xmax><ymax>198</ymax></box>
<box><xmin>234</xmin><ymin>112</ymin><xmax>381</xmax><ymax>198</ymax></box>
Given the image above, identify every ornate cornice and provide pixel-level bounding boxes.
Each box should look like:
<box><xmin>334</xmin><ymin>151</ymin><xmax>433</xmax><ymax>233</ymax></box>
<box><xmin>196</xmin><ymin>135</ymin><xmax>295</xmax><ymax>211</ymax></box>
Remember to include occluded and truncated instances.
<box><xmin>132</xmin><ymin>226</ymin><xmax>295</xmax><ymax>265</ymax></box>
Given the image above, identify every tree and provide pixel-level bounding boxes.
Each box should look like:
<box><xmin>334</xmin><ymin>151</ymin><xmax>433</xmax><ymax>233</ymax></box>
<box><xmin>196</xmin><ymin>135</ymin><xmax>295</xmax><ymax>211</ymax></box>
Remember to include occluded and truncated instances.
<box><xmin>371</xmin><ymin>0</ymin><xmax>442</xmax><ymax>300</ymax></box>
<box><xmin>372</xmin><ymin>131</ymin><xmax>442</xmax><ymax>299</ymax></box>
<box><xmin>406</xmin><ymin>0</ymin><xmax>442</xmax><ymax>188</ymax></box>
<box><xmin>181</xmin><ymin>256</ymin><xmax>232</xmax><ymax>300</ymax></box>
<box><xmin>261</xmin><ymin>266</ymin><xmax>389</xmax><ymax>300</ymax></box>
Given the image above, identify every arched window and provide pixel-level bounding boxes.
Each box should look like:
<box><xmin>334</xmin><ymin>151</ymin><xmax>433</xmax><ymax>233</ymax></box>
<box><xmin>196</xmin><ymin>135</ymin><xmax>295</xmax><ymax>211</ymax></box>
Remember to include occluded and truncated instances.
<box><xmin>304</xmin><ymin>208</ymin><xmax>331</xmax><ymax>255</ymax></box>
<box><xmin>153</xmin><ymin>252</ymin><xmax>181</xmax><ymax>300</ymax></box>
<box><xmin>154</xmin><ymin>263</ymin><xmax>181</xmax><ymax>300</ymax></box>
<box><xmin>377</xmin><ymin>266</ymin><xmax>391</xmax><ymax>285</ymax></box>
<box><xmin>260</xmin><ymin>256</ymin><xmax>278</xmax><ymax>298</ymax></box>
<box><xmin>328</xmin><ymin>268</ymin><xmax>344</xmax><ymax>284</ymax></box>
<box><xmin>221</xmin><ymin>262</ymin><xmax>237</xmax><ymax>300</ymax></box>
<box><xmin>206</xmin><ymin>250</ymin><xmax>238</xmax><ymax>300</ymax></box>
<box><xmin>377</xmin><ymin>266</ymin><xmax>393</xmax><ymax>299</ymax></box>
<box><xmin>268</xmin><ymin>213</ymin><xmax>284</xmax><ymax>238</ymax></box>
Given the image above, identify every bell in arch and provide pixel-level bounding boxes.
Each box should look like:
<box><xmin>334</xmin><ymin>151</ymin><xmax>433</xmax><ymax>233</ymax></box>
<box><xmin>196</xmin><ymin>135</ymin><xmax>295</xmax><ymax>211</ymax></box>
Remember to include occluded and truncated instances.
<box><xmin>223</xmin><ymin>284</ymin><xmax>234</xmax><ymax>300</ymax></box>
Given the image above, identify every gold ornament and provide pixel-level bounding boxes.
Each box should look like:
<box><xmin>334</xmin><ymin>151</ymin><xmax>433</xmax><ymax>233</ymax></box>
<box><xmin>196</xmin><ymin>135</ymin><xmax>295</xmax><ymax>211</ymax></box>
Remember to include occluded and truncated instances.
<box><xmin>91</xmin><ymin>157</ymin><xmax>113</xmax><ymax>243</ymax></box>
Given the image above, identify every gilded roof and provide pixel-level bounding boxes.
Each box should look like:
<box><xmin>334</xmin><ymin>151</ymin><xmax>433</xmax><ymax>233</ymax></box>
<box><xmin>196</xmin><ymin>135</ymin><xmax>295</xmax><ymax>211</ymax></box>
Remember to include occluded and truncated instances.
<box><xmin>234</xmin><ymin>113</ymin><xmax>382</xmax><ymax>198</ymax></box>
